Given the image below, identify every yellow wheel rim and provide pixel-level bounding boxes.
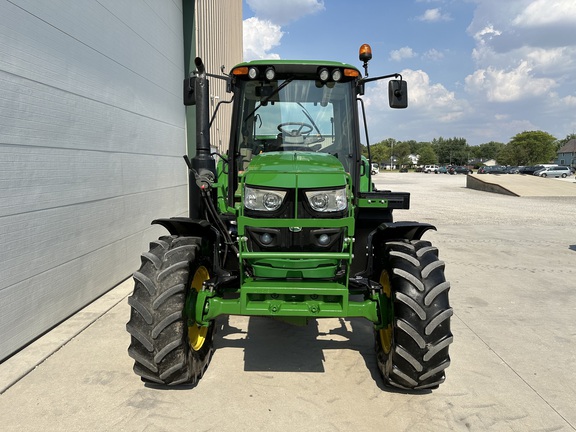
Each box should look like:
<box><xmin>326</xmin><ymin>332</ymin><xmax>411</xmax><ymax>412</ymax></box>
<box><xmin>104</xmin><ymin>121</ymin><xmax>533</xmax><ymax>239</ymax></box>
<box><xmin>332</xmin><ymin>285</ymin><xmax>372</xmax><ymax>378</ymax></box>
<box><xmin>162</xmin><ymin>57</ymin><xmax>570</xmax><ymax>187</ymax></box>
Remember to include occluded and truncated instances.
<box><xmin>378</xmin><ymin>271</ymin><xmax>393</xmax><ymax>354</ymax></box>
<box><xmin>188</xmin><ymin>265</ymin><xmax>210</xmax><ymax>351</ymax></box>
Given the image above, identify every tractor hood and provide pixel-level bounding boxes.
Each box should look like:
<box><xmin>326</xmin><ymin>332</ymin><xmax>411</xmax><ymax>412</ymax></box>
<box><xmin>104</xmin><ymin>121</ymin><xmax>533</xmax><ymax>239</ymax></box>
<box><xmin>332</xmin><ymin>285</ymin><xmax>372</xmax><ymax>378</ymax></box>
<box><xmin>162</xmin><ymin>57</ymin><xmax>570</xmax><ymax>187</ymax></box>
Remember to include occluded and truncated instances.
<box><xmin>243</xmin><ymin>152</ymin><xmax>348</xmax><ymax>189</ymax></box>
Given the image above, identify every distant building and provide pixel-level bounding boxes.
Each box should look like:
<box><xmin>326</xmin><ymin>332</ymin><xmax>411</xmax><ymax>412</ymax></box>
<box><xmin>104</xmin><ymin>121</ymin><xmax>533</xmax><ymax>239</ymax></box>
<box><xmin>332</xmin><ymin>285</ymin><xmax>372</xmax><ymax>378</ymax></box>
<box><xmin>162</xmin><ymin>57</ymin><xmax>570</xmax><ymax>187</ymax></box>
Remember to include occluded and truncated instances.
<box><xmin>556</xmin><ymin>139</ymin><xmax>576</xmax><ymax>168</ymax></box>
<box><xmin>472</xmin><ymin>158</ymin><xmax>497</xmax><ymax>166</ymax></box>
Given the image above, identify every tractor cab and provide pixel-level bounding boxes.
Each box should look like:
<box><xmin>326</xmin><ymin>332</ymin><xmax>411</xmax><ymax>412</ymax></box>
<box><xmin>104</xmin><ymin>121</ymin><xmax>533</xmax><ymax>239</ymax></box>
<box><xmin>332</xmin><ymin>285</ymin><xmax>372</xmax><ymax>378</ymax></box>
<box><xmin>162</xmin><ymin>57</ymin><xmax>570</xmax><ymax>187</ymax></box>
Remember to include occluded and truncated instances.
<box><xmin>229</xmin><ymin>61</ymin><xmax>360</xmax><ymax>177</ymax></box>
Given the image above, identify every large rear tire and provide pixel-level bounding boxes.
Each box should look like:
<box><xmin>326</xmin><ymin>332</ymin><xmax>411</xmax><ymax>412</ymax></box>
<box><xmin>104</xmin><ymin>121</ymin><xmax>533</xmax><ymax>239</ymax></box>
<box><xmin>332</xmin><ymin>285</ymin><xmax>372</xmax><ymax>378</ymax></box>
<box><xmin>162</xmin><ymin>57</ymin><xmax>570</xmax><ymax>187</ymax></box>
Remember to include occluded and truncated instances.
<box><xmin>374</xmin><ymin>240</ymin><xmax>453</xmax><ymax>390</ymax></box>
<box><xmin>126</xmin><ymin>235</ymin><xmax>214</xmax><ymax>385</ymax></box>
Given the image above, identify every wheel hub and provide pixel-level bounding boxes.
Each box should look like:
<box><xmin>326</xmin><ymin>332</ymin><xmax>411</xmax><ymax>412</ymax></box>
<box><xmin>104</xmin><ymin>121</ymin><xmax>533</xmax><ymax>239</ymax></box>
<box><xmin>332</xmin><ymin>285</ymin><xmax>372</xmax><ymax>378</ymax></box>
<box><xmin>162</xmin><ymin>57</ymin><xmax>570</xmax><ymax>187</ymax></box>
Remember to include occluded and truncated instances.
<box><xmin>378</xmin><ymin>270</ymin><xmax>393</xmax><ymax>354</ymax></box>
<box><xmin>188</xmin><ymin>266</ymin><xmax>210</xmax><ymax>351</ymax></box>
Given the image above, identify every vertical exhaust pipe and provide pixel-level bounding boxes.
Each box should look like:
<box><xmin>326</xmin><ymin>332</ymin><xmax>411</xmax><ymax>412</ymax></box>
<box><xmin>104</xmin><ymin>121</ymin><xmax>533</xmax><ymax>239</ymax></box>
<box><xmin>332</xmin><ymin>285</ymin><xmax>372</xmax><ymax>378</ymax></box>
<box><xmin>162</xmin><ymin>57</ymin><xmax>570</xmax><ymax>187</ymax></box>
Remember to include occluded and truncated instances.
<box><xmin>189</xmin><ymin>57</ymin><xmax>216</xmax><ymax>219</ymax></box>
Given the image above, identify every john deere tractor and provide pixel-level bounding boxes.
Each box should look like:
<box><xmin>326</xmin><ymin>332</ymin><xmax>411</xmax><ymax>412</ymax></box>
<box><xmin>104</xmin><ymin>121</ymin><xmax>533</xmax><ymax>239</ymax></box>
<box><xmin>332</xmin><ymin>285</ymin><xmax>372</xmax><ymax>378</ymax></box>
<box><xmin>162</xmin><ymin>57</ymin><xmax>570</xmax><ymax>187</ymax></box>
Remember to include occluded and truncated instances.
<box><xmin>126</xmin><ymin>45</ymin><xmax>452</xmax><ymax>390</ymax></box>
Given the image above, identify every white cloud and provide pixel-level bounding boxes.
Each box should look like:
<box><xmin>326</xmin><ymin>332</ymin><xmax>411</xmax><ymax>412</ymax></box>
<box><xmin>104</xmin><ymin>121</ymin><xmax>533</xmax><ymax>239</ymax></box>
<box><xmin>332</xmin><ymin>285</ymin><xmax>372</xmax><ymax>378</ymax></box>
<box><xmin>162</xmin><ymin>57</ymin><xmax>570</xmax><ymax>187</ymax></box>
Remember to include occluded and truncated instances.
<box><xmin>246</xmin><ymin>0</ymin><xmax>325</xmax><ymax>26</ymax></box>
<box><xmin>465</xmin><ymin>0</ymin><xmax>574</xmax><ymax>109</ymax></box>
<box><xmin>360</xmin><ymin>69</ymin><xmax>474</xmax><ymax>143</ymax></box>
<box><xmin>243</xmin><ymin>17</ymin><xmax>283</xmax><ymax>61</ymax></box>
<box><xmin>473</xmin><ymin>24</ymin><xmax>502</xmax><ymax>42</ymax></box>
<box><xmin>561</xmin><ymin>95</ymin><xmax>576</xmax><ymax>106</ymax></box>
<box><xmin>465</xmin><ymin>60</ymin><xmax>556</xmax><ymax>102</ymax></box>
<box><xmin>243</xmin><ymin>1</ymin><xmax>327</xmax><ymax>60</ymax></box>
<box><xmin>401</xmin><ymin>70</ymin><xmax>466</xmax><ymax>119</ymax></box>
<box><xmin>423</xmin><ymin>49</ymin><xmax>445</xmax><ymax>61</ymax></box>
<box><xmin>390</xmin><ymin>47</ymin><xmax>416</xmax><ymax>62</ymax></box>
<box><xmin>512</xmin><ymin>0</ymin><xmax>576</xmax><ymax>27</ymax></box>
<box><xmin>365</xmin><ymin>69</ymin><xmax>468</xmax><ymax>121</ymax></box>
<box><xmin>417</xmin><ymin>8</ymin><xmax>451</xmax><ymax>22</ymax></box>
<box><xmin>524</xmin><ymin>47</ymin><xmax>576</xmax><ymax>75</ymax></box>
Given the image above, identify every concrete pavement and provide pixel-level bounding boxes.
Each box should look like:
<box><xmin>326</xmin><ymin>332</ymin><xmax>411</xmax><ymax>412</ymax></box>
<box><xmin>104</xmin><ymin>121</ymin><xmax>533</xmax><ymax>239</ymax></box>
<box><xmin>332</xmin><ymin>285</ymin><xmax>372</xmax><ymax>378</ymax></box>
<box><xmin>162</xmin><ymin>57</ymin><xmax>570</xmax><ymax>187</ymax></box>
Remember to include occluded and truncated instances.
<box><xmin>1</xmin><ymin>172</ymin><xmax>575</xmax><ymax>431</ymax></box>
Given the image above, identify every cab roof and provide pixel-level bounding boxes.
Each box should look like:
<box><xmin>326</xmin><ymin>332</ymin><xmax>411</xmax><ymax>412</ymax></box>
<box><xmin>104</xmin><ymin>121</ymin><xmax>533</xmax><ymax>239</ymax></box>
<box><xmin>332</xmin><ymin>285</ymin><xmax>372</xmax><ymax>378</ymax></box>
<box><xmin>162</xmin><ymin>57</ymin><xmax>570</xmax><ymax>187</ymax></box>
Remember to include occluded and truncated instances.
<box><xmin>233</xmin><ymin>59</ymin><xmax>359</xmax><ymax>71</ymax></box>
<box><xmin>230</xmin><ymin>60</ymin><xmax>361</xmax><ymax>81</ymax></box>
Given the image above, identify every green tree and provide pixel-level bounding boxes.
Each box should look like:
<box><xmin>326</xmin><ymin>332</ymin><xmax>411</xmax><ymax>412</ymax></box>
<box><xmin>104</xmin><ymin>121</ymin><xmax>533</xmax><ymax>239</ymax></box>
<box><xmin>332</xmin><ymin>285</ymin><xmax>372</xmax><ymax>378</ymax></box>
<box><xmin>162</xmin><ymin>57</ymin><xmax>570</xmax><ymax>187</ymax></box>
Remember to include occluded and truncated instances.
<box><xmin>417</xmin><ymin>145</ymin><xmax>437</xmax><ymax>165</ymax></box>
<box><xmin>555</xmin><ymin>133</ymin><xmax>576</xmax><ymax>149</ymax></box>
<box><xmin>368</xmin><ymin>138</ymin><xmax>396</xmax><ymax>167</ymax></box>
<box><xmin>394</xmin><ymin>141</ymin><xmax>411</xmax><ymax>161</ymax></box>
<box><xmin>432</xmin><ymin>137</ymin><xmax>468</xmax><ymax>165</ymax></box>
<box><xmin>399</xmin><ymin>140</ymin><xmax>420</xmax><ymax>155</ymax></box>
<box><xmin>474</xmin><ymin>141</ymin><xmax>505</xmax><ymax>162</ymax></box>
<box><xmin>501</xmin><ymin>131</ymin><xmax>557</xmax><ymax>165</ymax></box>
<box><xmin>366</xmin><ymin>142</ymin><xmax>390</xmax><ymax>166</ymax></box>
<box><xmin>496</xmin><ymin>145</ymin><xmax>515</xmax><ymax>166</ymax></box>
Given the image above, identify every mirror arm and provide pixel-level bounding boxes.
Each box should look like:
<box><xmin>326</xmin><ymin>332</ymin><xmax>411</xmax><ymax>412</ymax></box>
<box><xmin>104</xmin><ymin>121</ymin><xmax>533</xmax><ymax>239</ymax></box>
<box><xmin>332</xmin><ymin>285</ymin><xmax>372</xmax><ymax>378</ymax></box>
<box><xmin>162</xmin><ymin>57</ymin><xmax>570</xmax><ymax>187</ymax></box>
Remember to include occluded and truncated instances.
<box><xmin>359</xmin><ymin>73</ymin><xmax>402</xmax><ymax>85</ymax></box>
<box><xmin>209</xmin><ymin>96</ymin><xmax>234</xmax><ymax>128</ymax></box>
<box><xmin>185</xmin><ymin>72</ymin><xmax>232</xmax><ymax>94</ymax></box>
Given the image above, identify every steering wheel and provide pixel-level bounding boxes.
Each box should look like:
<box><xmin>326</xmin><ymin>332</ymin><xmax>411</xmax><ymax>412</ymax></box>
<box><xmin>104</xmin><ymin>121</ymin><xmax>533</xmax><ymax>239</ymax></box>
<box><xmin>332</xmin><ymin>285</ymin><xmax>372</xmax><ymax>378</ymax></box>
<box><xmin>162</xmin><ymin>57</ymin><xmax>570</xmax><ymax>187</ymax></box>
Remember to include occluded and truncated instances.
<box><xmin>277</xmin><ymin>122</ymin><xmax>314</xmax><ymax>137</ymax></box>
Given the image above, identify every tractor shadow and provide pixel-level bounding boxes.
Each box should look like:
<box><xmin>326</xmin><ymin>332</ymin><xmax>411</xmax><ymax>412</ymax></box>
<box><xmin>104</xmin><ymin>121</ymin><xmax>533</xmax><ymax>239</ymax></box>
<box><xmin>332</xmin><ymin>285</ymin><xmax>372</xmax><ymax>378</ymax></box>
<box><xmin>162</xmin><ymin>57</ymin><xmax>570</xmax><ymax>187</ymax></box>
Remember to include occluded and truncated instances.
<box><xmin>213</xmin><ymin>315</ymin><xmax>390</xmax><ymax>391</ymax></box>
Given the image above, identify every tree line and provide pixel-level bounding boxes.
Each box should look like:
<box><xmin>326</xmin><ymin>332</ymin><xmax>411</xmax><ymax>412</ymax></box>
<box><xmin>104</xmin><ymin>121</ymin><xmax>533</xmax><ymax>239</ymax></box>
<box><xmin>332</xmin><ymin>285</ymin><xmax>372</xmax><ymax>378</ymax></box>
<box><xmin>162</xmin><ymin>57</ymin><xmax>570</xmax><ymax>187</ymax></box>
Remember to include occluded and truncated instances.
<box><xmin>363</xmin><ymin>131</ymin><xmax>576</xmax><ymax>167</ymax></box>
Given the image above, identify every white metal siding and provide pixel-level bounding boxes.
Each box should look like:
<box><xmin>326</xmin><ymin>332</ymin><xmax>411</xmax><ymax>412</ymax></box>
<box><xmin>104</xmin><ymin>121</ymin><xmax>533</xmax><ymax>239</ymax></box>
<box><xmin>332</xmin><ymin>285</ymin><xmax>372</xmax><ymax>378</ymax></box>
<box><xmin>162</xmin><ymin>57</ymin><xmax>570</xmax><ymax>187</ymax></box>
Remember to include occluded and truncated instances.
<box><xmin>0</xmin><ymin>0</ymin><xmax>187</xmax><ymax>360</ymax></box>
<box><xmin>195</xmin><ymin>0</ymin><xmax>243</xmax><ymax>154</ymax></box>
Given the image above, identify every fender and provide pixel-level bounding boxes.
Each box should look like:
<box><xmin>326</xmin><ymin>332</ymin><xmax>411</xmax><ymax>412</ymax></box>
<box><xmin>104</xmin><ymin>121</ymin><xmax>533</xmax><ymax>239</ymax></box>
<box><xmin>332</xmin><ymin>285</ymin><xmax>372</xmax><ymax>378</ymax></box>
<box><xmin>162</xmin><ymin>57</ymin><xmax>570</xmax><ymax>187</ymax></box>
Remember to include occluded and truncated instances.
<box><xmin>354</xmin><ymin>221</ymin><xmax>436</xmax><ymax>277</ymax></box>
<box><xmin>152</xmin><ymin>217</ymin><xmax>218</xmax><ymax>242</ymax></box>
<box><xmin>152</xmin><ymin>217</ymin><xmax>239</xmax><ymax>281</ymax></box>
<box><xmin>370</xmin><ymin>221</ymin><xmax>436</xmax><ymax>243</ymax></box>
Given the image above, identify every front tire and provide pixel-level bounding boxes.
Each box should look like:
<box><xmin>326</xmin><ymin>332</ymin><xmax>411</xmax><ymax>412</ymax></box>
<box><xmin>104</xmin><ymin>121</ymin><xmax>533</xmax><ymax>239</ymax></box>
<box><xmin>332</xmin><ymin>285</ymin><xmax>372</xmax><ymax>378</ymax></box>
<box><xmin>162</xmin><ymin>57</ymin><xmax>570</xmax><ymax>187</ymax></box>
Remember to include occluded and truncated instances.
<box><xmin>126</xmin><ymin>235</ymin><xmax>214</xmax><ymax>385</ymax></box>
<box><xmin>374</xmin><ymin>240</ymin><xmax>453</xmax><ymax>390</ymax></box>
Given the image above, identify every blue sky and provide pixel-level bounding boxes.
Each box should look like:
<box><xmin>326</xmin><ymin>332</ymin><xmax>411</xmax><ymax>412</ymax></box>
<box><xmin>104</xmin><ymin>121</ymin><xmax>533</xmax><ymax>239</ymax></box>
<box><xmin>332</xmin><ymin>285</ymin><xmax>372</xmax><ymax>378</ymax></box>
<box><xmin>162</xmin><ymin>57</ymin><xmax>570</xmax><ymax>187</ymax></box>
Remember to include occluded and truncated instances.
<box><xmin>242</xmin><ymin>0</ymin><xmax>576</xmax><ymax>146</ymax></box>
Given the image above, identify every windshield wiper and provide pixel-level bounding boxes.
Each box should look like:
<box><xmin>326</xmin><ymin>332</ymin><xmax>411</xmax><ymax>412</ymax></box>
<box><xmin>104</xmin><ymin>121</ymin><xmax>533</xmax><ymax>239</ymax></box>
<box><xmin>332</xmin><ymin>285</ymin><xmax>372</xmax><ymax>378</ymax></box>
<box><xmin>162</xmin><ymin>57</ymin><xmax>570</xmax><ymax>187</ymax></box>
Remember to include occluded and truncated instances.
<box><xmin>298</xmin><ymin>103</ymin><xmax>323</xmax><ymax>139</ymax></box>
<box><xmin>244</xmin><ymin>78</ymin><xmax>294</xmax><ymax>123</ymax></box>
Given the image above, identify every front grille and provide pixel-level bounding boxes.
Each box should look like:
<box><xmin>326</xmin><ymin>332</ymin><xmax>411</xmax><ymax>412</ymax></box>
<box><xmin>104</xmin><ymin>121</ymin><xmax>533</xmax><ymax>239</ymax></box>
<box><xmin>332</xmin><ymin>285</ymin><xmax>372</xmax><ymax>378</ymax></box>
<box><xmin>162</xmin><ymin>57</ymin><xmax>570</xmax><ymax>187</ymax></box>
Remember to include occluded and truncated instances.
<box><xmin>246</xmin><ymin>227</ymin><xmax>344</xmax><ymax>253</ymax></box>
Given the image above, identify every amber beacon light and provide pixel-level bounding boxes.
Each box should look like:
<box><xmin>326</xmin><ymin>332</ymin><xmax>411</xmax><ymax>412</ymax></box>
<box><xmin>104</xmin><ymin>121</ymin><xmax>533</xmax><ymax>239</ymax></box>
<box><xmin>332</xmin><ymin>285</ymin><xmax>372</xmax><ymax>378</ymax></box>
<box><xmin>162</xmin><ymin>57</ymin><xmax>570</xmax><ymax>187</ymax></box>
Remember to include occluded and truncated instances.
<box><xmin>359</xmin><ymin>43</ymin><xmax>372</xmax><ymax>76</ymax></box>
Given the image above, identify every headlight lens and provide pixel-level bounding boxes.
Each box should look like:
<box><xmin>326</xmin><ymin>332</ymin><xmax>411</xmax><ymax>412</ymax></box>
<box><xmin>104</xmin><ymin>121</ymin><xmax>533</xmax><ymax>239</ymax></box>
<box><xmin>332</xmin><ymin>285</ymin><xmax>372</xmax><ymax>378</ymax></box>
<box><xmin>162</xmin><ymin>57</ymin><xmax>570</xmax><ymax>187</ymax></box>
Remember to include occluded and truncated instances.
<box><xmin>305</xmin><ymin>188</ymin><xmax>347</xmax><ymax>212</ymax></box>
<box><xmin>245</xmin><ymin>186</ymin><xmax>287</xmax><ymax>211</ymax></box>
<box><xmin>332</xmin><ymin>69</ymin><xmax>342</xmax><ymax>82</ymax></box>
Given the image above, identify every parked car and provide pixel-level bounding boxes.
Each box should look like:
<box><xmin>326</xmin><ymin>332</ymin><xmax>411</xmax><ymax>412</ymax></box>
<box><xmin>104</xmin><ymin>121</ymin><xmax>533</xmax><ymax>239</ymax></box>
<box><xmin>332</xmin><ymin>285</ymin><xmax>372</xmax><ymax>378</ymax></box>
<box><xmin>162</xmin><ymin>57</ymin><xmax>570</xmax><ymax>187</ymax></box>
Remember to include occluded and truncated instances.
<box><xmin>533</xmin><ymin>166</ymin><xmax>571</xmax><ymax>178</ymax></box>
<box><xmin>437</xmin><ymin>166</ymin><xmax>449</xmax><ymax>174</ymax></box>
<box><xmin>424</xmin><ymin>164</ymin><xmax>439</xmax><ymax>173</ymax></box>
<box><xmin>477</xmin><ymin>165</ymin><xmax>508</xmax><ymax>174</ymax></box>
<box><xmin>371</xmin><ymin>163</ymin><xmax>379</xmax><ymax>175</ymax></box>
<box><xmin>449</xmin><ymin>166</ymin><xmax>473</xmax><ymax>175</ymax></box>
<box><xmin>519</xmin><ymin>165</ymin><xmax>545</xmax><ymax>175</ymax></box>
<box><xmin>506</xmin><ymin>166</ymin><xmax>520</xmax><ymax>174</ymax></box>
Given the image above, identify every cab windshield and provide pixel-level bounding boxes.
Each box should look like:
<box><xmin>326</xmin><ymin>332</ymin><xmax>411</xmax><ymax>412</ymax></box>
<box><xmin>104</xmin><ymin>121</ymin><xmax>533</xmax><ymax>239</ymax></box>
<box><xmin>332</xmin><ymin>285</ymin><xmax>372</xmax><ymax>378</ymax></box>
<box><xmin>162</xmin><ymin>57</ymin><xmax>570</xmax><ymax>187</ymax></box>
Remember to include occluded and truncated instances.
<box><xmin>236</xmin><ymin>79</ymin><xmax>357</xmax><ymax>171</ymax></box>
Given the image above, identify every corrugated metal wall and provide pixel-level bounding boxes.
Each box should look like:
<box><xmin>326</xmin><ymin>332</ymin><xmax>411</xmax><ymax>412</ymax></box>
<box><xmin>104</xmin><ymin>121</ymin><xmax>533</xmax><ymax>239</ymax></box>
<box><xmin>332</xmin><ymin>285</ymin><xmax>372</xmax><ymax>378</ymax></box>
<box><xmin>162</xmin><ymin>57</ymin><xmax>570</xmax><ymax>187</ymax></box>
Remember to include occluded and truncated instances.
<box><xmin>0</xmin><ymin>1</ymin><xmax>188</xmax><ymax>361</ymax></box>
<box><xmin>194</xmin><ymin>0</ymin><xmax>243</xmax><ymax>155</ymax></box>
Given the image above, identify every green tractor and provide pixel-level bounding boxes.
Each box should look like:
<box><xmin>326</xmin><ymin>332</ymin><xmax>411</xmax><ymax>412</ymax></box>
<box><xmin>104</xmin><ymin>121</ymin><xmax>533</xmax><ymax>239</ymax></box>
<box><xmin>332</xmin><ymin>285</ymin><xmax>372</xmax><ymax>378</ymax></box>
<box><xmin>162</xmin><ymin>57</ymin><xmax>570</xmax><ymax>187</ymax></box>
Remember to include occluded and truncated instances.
<box><xmin>126</xmin><ymin>45</ymin><xmax>452</xmax><ymax>390</ymax></box>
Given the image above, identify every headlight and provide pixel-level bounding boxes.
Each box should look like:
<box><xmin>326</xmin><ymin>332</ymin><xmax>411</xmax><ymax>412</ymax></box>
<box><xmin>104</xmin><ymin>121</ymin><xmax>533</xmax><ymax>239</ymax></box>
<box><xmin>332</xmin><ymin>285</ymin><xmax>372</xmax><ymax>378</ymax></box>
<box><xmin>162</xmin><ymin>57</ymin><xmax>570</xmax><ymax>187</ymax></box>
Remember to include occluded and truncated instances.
<box><xmin>305</xmin><ymin>188</ymin><xmax>347</xmax><ymax>212</ymax></box>
<box><xmin>244</xmin><ymin>186</ymin><xmax>287</xmax><ymax>212</ymax></box>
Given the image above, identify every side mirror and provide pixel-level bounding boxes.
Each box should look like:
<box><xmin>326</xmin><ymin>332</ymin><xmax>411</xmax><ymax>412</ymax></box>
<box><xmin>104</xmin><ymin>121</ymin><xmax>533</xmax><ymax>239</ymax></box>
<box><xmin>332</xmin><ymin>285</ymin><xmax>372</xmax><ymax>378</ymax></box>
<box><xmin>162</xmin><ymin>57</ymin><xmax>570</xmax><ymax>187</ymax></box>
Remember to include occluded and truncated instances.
<box><xmin>388</xmin><ymin>80</ymin><xmax>408</xmax><ymax>109</ymax></box>
<box><xmin>183</xmin><ymin>76</ymin><xmax>196</xmax><ymax>106</ymax></box>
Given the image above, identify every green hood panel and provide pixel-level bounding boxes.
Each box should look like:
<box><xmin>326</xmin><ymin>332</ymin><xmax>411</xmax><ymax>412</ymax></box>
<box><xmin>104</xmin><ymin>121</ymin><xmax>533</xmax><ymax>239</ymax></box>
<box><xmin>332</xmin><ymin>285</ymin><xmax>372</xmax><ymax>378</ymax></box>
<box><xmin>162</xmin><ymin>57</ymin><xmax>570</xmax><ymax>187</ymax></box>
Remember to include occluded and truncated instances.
<box><xmin>244</xmin><ymin>152</ymin><xmax>348</xmax><ymax>189</ymax></box>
